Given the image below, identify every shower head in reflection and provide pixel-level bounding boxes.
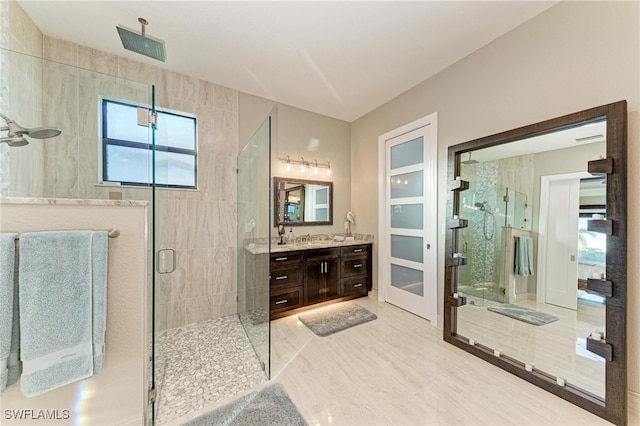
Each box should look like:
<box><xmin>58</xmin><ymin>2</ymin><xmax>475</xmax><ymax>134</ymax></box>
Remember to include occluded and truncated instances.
<box><xmin>0</xmin><ymin>112</ymin><xmax>62</xmax><ymax>147</ymax></box>
<box><xmin>474</xmin><ymin>201</ymin><xmax>487</xmax><ymax>211</ymax></box>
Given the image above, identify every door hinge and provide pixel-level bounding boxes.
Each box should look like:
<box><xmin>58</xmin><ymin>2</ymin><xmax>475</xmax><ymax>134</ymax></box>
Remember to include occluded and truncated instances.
<box><xmin>137</xmin><ymin>108</ymin><xmax>157</xmax><ymax>128</ymax></box>
<box><xmin>148</xmin><ymin>388</ymin><xmax>157</xmax><ymax>405</ymax></box>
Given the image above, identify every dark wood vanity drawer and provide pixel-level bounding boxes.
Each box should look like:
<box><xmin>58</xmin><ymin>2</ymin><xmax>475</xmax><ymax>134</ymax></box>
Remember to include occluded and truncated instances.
<box><xmin>270</xmin><ymin>287</ymin><xmax>303</xmax><ymax>314</ymax></box>
<box><xmin>270</xmin><ymin>251</ymin><xmax>301</xmax><ymax>269</ymax></box>
<box><xmin>341</xmin><ymin>244</ymin><xmax>370</xmax><ymax>257</ymax></box>
<box><xmin>341</xmin><ymin>275</ymin><xmax>368</xmax><ymax>297</ymax></box>
<box><xmin>340</xmin><ymin>256</ymin><xmax>368</xmax><ymax>277</ymax></box>
<box><xmin>270</xmin><ymin>268</ymin><xmax>301</xmax><ymax>288</ymax></box>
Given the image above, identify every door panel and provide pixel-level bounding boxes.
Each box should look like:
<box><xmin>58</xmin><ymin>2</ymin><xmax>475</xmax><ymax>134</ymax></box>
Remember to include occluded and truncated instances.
<box><xmin>544</xmin><ymin>178</ymin><xmax>579</xmax><ymax>310</ymax></box>
<box><xmin>381</xmin><ymin>118</ymin><xmax>437</xmax><ymax>322</ymax></box>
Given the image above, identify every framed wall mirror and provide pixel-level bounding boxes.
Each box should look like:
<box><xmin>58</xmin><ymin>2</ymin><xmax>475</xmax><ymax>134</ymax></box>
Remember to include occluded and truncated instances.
<box><xmin>274</xmin><ymin>177</ymin><xmax>333</xmax><ymax>226</ymax></box>
<box><xmin>444</xmin><ymin>101</ymin><xmax>627</xmax><ymax>425</ymax></box>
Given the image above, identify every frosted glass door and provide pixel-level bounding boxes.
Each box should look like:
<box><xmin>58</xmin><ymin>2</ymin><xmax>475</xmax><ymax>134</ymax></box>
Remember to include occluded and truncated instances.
<box><xmin>383</xmin><ymin>124</ymin><xmax>437</xmax><ymax>322</ymax></box>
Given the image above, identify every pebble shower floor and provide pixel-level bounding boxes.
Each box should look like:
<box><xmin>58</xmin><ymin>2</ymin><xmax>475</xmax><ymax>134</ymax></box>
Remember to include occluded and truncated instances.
<box><xmin>154</xmin><ymin>315</ymin><xmax>267</xmax><ymax>424</ymax></box>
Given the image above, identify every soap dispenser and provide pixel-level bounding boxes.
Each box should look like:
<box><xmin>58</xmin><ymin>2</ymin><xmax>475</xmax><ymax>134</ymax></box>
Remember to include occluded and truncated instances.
<box><xmin>287</xmin><ymin>228</ymin><xmax>295</xmax><ymax>244</ymax></box>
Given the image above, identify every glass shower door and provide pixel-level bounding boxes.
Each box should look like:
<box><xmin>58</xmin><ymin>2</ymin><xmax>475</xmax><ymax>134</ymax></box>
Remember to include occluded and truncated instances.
<box><xmin>149</xmin><ymin>85</ymin><xmax>171</xmax><ymax>424</ymax></box>
<box><xmin>237</xmin><ymin>115</ymin><xmax>272</xmax><ymax>378</ymax></box>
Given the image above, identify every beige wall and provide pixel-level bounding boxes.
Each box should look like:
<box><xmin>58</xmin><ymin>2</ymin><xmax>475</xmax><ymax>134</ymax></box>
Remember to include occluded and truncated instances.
<box><xmin>351</xmin><ymin>0</ymin><xmax>639</xmax><ymax>410</ymax></box>
<box><xmin>0</xmin><ymin>199</ymin><xmax>148</xmax><ymax>426</ymax></box>
<box><xmin>240</xmin><ymin>93</ymin><xmax>352</xmax><ymax>237</ymax></box>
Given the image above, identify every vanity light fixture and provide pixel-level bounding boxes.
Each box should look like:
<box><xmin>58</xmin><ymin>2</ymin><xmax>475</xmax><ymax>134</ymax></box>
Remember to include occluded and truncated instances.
<box><xmin>279</xmin><ymin>156</ymin><xmax>333</xmax><ymax>175</ymax></box>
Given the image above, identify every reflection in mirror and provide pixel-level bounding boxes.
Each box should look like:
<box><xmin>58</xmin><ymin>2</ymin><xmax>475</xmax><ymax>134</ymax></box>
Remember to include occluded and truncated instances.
<box><xmin>456</xmin><ymin>122</ymin><xmax>607</xmax><ymax>399</ymax></box>
<box><xmin>445</xmin><ymin>100</ymin><xmax>627</xmax><ymax>426</ymax></box>
<box><xmin>274</xmin><ymin>177</ymin><xmax>333</xmax><ymax>226</ymax></box>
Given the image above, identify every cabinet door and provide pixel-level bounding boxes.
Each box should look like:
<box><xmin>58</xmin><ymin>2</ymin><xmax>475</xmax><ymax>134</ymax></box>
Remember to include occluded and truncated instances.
<box><xmin>304</xmin><ymin>259</ymin><xmax>339</xmax><ymax>305</ymax></box>
<box><xmin>325</xmin><ymin>259</ymin><xmax>339</xmax><ymax>299</ymax></box>
<box><xmin>304</xmin><ymin>260</ymin><xmax>324</xmax><ymax>305</ymax></box>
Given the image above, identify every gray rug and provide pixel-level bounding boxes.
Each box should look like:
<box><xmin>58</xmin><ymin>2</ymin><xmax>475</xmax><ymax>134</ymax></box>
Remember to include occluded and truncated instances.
<box><xmin>488</xmin><ymin>304</ymin><xmax>559</xmax><ymax>326</ymax></box>
<box><xmin>298</xmin><ymin>302</ymin><xmax>377</xmax><ymax>337</ymax></box>
<box><xmin>183</xmin><ymin>383</ymin><xmax>306</xmax><ymax>426</ymax></box>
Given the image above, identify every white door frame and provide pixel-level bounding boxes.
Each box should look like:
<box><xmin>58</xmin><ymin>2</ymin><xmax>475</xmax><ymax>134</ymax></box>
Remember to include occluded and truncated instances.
<box><xmin>537</xmin><ymin>171</ymin><xmax>590</xmax><ymax>305</ymax></box>
<box><xmin>377</xmin><ymin>113</ymin><xmax>438</xmax><ymax>326</ymax></box>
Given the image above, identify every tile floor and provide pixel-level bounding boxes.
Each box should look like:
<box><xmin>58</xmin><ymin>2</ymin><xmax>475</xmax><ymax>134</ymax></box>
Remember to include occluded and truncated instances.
<box><xmin>168</xmin><ymin>294</ymin><xmax>636</xmax><ymax>425</ymax></box>
<box><xmin>155</xmin><ymin>315</ymin><xmax>267</xmax><ymax>424</ymax></box>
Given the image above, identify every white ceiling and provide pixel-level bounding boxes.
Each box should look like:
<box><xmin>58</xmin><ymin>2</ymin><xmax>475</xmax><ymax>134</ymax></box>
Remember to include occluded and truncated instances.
<box><xmin>19</xmin><ymin>1</ymin><xmax>558</xmax><ymax>122</ymax></box>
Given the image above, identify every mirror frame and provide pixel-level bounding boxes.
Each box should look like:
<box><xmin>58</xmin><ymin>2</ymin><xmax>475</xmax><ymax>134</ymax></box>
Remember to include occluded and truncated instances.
<box><xmin>444</xmin><ymin>101</ymin><xmax>627</xmax><ymax>425</ymax></box>
<box><xmin>273</xmin><ymin>177</ymin><xmax>333</xmax><ymax>227</ymax></box>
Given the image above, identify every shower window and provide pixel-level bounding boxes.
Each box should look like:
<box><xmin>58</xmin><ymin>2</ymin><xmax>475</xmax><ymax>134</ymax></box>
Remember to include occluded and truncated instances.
<box><xmin>101</xmin><ymin>99</ymin><xmax>197</xmax><ymax>188</ymax></box>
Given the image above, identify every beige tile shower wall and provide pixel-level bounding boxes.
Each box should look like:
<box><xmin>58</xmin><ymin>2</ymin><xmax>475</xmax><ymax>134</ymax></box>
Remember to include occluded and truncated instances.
<box><xmin>42</xmin><ymin>36</ymin><xmax>240</xmax><ymax>330</ymax></box>
<box><xmin>0</xmin><ymin>2</ymin><xmax>45</xmax><ymax>199</ymax></box>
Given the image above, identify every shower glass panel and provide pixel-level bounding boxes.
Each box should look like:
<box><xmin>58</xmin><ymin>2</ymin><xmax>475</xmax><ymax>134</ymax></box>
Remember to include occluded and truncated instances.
<box><xmin>0</xmin><ymin>48</ymin><xmax>158</xmax><ymax>423</ymax></box>
<box><xmin>237</xmin><ymin>115</ymin><xmax>272</xmax><ymax>378</ymax></box>
<box><xmin>504</xmin><ymin>187</ymin><xmax>529</xmax><ymax>229</ymax></box>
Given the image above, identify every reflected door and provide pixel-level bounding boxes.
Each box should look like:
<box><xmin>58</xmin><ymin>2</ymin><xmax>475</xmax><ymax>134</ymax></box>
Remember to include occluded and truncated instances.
<box><xmin>383</xmin><ymin>125</ymin><xmax>437</xmax><ymax>321</ymax></box>
<box><xmin>541</xmin><ymin>175</ymin><xmax>579</xmax><ymax>310</ymax></box>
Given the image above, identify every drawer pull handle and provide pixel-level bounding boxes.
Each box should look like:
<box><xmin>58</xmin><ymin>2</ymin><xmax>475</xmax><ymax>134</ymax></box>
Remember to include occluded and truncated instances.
<box><xmin>276</xmin><ymin>275</ymin><xmax>288</xmax><ymax>280</ymax></box>
<box><xmin>353</xmin><ymin>263</ymin><xmax>363</xmax><ymax>268</ymax></box>
<box><xmin>353</xmin><ymin>249</ymin><xmax>363</xmax><ymax>253</ymax></box>
<box><xmin>353</xmin><ymin>283</ymin><xmax>363</xmax><ymax>288</ymax></box>
<box><xmin>275</xmin><ymin>299</ymin><xmax>288</xmax><ymax>305</ymax></box>
<box><xmin>275</xmin><ymin>257</ymin><xmax>288</xmax><ymax>261</ymax></box>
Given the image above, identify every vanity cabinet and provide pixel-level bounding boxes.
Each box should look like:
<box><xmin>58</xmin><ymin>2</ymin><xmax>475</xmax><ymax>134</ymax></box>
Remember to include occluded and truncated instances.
<box><xmin>269</xmin><ymin>243</ymin><xmax>372</xmax><ymax>319</ymax></box>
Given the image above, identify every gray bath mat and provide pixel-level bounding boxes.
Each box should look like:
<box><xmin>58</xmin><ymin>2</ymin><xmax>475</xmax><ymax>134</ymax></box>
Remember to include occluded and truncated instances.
<box><xmin>298</xmin><ymin>302</ymin><xmax>377</xmax><ymax>337</ymax></box>
<box><xmin>183</xmin><ymin>382</ymin><xmax>306</xmax><ymax>426</ymax></box>
<box><xmin>488</xmin><ymin>304</ymin><xmax>559</xmax><ymax>326</ymax></box>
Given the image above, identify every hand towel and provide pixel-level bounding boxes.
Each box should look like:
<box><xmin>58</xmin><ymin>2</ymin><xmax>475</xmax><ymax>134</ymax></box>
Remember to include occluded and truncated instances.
<box><xmin>0</xmin><ymin>233</ymin><xmax>18</xmax><ymax>395</ymax></box>
<box><xmin>515</xmin><ymin>236</ymin><xmax>534</xmax><ymax>276</ymax></box>
<box><xmin>18</xmin><ymin>231</ymin><xmax>102</xmax><ymax>397</ymax></box>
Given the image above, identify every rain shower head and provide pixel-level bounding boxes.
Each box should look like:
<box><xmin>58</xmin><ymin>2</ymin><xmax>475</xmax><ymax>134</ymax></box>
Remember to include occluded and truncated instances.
<box><xmin>117</xmin><ymin>18</ymin><xmax>166</xmax><ymax>62</ymax></box>
<box><xmin>461</xmin><ymin>152</ymin><xmax>479</xmax><ymax>164</ymax></box>
<box><xmin>0</xmin><ymin>112</ymin><xmax>61</xmax><ymax>147</ymax></box>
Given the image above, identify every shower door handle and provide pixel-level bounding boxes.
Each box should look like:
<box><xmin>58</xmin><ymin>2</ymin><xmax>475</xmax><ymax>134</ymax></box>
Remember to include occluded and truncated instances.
<box><xmin>570</xmin><ymin>255</ymin><xmax>576</xmax><ymax>262</ymax></box>
<box><xmin>157</xmin><ymin>249</ymin><xmax>176</xmax><ymax>274</ymax></box>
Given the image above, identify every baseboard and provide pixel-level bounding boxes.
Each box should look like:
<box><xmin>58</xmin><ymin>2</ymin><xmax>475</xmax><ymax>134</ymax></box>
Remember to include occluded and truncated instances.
<box><xmin>629</xmin><ymin>390</ymin><xmax>640</xmax><ymax>424</ymax></box>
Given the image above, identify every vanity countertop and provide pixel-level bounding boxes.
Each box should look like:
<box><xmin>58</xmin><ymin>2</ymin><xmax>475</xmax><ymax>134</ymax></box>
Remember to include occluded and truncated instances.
<box><xmin>245</xmin><ymin>239</ymin><xmax>372</xmax><ymax>255</ymax></box>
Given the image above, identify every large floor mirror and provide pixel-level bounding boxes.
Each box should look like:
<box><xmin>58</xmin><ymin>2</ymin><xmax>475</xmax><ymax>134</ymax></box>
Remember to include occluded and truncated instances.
<box><xmin>444</xmin><ymin>101</ymin><xmax>627</xmax><ymax>425</ymax></box>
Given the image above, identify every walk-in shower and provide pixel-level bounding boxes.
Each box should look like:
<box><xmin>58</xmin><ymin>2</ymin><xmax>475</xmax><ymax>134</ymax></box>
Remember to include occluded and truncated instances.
<box><xmin>458</xmin><ymin>174</ymin><xmax>529</xmax><ymax>305</ymax></box>
<box><xmin>0</xmin><ymin>112</ymin><xmax>61</xmax><ymax>146</ymax></box>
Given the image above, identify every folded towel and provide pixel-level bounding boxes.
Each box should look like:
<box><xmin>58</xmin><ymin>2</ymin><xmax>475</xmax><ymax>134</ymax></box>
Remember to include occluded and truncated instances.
<box><xmin>0</xmin><ymin>233</ymin><xmax>18</xmax><ymax>395</ymax></box>
<box><xmin>515</xmin><ymin>236</ymin><xmax>534</xmax><ymax>276</ymax></box>
<box><xmin>19</xmin><ymin>231</ymin><xmax>108</xmax><ymax>397</ymax></box>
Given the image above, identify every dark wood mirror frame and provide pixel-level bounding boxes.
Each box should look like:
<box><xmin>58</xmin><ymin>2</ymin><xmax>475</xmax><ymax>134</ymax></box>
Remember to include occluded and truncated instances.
<box><xmin>273</xmin><ymin>177</ymin><xmax>333</xmax><ymax>227</ymax></box>
<box><xmin>444</xmin><ymin>101</ymin><xmax>627</xmax><ymax>425</ymax></box>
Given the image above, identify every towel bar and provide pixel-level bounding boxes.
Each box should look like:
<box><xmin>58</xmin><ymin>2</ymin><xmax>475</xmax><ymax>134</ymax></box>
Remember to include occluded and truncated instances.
<box><xmin>13</xmin><ymin>228</ymin><xmax>120</xmax><ymax>240</ymax></box>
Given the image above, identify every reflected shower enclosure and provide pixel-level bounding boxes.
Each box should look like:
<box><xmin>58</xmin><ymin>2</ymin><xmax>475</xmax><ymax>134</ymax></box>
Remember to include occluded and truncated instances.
<box><xmin>458</xmin><ymin>159</ymin><xmax>530</xmax><ymax>304</ymax></box>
